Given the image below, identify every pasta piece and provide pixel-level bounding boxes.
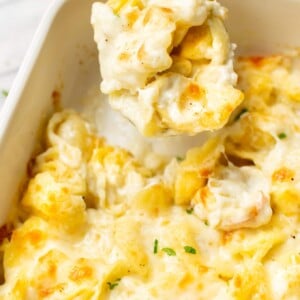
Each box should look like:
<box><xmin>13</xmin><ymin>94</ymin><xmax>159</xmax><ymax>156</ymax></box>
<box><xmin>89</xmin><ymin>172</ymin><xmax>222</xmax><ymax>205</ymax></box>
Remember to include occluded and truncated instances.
<box><xmin>22</xmin><ymin>172</ymin><xmax>87</xmax><ymax>233</ymax></box>
<box><xmin>174</xmin><ymin>137</ymin><xmax>223</xmax><ymax>205</ymax></box>
<box><xmin>91</xmin><ymin>0</ymin><xmax>243</xmax><ymax>136</ymax></box>
<box><xmin>193</xmin><ymin>164</ymin><xmax>272</xmax><ymax>231</ymax></box>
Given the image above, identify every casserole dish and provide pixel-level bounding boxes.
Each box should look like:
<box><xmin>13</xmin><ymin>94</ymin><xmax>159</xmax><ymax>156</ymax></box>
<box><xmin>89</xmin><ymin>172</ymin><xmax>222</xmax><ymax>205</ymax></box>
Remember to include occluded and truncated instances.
<box><xmin>0</xmin><ymin>0</ymin><xmax>300</xmax><ymax>226</ymax></box>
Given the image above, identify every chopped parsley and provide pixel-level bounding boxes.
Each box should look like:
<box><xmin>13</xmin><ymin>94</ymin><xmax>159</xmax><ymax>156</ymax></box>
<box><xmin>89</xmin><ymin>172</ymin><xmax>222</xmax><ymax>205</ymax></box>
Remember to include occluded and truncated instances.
<box><xmin>278</xmin><ymin>132</ymin><xmax>287</xmax><ymax>140</ymax></box>
<box><xmin>176</xmin><ymin>156</ymin><xmax>184</xmax><ymax>162</ymax></box>
<box><xmin>1</xmin><ymin>89</ymin><xmax>8</xmax><ymax>97</ymax></box>
<box><xmin>234</xmin><ymin>108</ymin><xmax>248</xmax><ymax>121</ymax></box>
<box><xmin>107</xmin><ymin>278</ymin><xmax>121</xmax><ymax>290</ymax></box>
<box><xmin>184</xmin><ymin>246</ymin><xmax>197</xmax><ymax>254</ymax></box>
<box><xmin>153</xmin><ymin>239</ymin><xmax>158</xmax><ymax>254</ymax></box>
<box><xmin>162</xmin><ymin>247</ymin><xmax>176</xmax><ymax>256</ymax></box>
<box><xmin>186</xmin><ymin>207</ymin><xmax>194</xmax><ymax>214</ymax></box>
<box><xmin>204</xmin><ymin>220</ymin><xmax>209</xmax><ymax>226</ymax></box>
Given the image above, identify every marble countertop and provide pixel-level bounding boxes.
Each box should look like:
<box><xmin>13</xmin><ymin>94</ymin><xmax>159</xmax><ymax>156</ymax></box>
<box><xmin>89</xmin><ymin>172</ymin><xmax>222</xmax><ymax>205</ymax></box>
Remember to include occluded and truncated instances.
<box><xmin>0</xmin><ymin>0</ymin><xmax>53</xmax><ymax>106</ymax></box>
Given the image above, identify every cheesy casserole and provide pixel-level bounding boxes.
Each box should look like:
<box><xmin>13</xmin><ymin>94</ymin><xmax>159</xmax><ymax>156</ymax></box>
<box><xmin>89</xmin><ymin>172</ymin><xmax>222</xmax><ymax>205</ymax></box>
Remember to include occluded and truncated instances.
<box><xmin>91</xmin><ymin>0</ymin><xmax>243</xmax><ymax>136</ymax></box>
<box><xmin>1</xmin><ymin>54</ymin><xmax>300</xmax><ymax>299</ymax></box>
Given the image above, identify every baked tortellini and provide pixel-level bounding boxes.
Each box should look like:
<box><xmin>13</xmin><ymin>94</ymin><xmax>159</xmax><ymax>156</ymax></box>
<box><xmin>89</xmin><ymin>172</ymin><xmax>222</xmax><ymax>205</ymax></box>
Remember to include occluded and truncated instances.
<box><xmin>91</xmin><ymin>0</ymin><xmax>243</xmax><ymax>136</ymax></box>
<box><xmin>193</xmin><ymin>163</ymin><xmax>272</xmax><ymax>231</ymax></box>
<box><xmin>3</xmin><ymin>53</ymin><xmax>300</xmax><ymax>299</ymax></box>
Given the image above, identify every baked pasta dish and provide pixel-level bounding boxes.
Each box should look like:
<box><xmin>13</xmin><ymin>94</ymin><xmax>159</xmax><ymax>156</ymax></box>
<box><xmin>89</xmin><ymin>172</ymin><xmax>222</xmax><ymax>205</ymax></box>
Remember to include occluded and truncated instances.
<box><xmin>91</xmin><ymin>0</ymin><xmax>244</xmax><ymax>136</ymax></box>
<box><xmin>1</xmin><ymin>53</ymin><xmax>300</xmax><ymax>299</ymax></box>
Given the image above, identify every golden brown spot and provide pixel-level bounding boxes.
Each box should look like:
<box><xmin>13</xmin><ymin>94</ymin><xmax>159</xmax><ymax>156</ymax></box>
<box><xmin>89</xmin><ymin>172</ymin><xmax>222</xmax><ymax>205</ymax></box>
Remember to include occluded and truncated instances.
<box><xmin>39</xmin><ymin>284</ymin><xmax>64</xmax><ymax>297</ymax></box>
<box><xmin>248</xmin><ymin>206</ymin><xmax>259</xmax><ymax>219</ymax></box>
<box><xmin>188</xmin><ymin>83</ymin><xmax>202</xmax><ymax>98</ymax></box>
<box><xmin>137</xmin><ymin>45</ymin><xmax>148</xmax><ymax>65</ymax></box>
<box><xmin>249</xmin><ymin>56</ymin><xmax>265</xmax><ymax>67</ymax></box>
<box><xmin>39</xmin><ymin>287</ymin><xmax>55</xmax><ymax>297</ymax></box>
<box><xmin>199</xmin><ymin>168</ymin><xmax>211</xmax><ymax>177</ymax></box>
<box><xmin>48</xmin><ymin>262</ymin><xmax>57</xmax><ymax>279</ymax></box>
<box><xmin>234</xmin><ymin>274</ymin><xmax>242</xmax><ymax>288</ymax></box>
<box><xmin>179</xmin><ymin>83</ymin><xmax>205</xmax><ymax>110</ymax></box>
<box><xmin>126</xmin><ymin>10</ymin><xmax>139</xmax><ymax>27</ymax></box>
<box><xmin>199</xmin><ymin>187</ymin><xmax>209</xmax><ymax>206</ymax></box>
<box><xmin>198</xmin><ymin>265</ymin><xmax>208</xmax><ymax>273</ymax></box>
<box><xmin>272</xmin><ymin>167</ymin><xmax>295</xmax><ymax>182</ymax></box>
<box><xmin>225</xmin><ymin>104</ymin><xmax>233</xmax><ymax>114</ymax></box>
<box><xmin>200</xmin><ymin>111</ymin><xmax>217</xmax><ymax>127</ymax></box>
<box><xmin>160</xmin><ymin>7</ymin><xmax>173</xmax><ymax>14</ymax></box>
<box><xmin>62</xmin><ymin>187</ymin><xmax>69</xmax><ymax>194</ymax></box>
<box><xmin>246</xmin><ymin>55</ymin><xmax>282</xmax><ymax>69</ymax></box>
<box><xmin>221</xmin><ymin>231</ymin><xmax>233</xmax><ymax>245</ymax></box>
<box><xmin>118</xmin><ymin>52</ymin><xmax>130</xmax><ymax>61</ymax></box>
<box><xmin>69</xmin><ymin>264</ymin><xmax>93</xmax><ymax>283</ymax></box>
<box><xmin>178</xmin><ymin>273</ymin><xmax>194</xmax><ymax>289</ymax></box>
<box><xmin>28</xmin><ymin>230</ymin><xmax>44</xmax><ymax>245</ymax></box>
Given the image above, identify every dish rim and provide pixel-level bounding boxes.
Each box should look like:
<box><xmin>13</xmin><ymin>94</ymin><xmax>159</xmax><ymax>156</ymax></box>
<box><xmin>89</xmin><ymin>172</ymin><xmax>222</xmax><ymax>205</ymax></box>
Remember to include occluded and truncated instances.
<box><xmin>0</xmin><ymin>0</ymin><xmax>66</xmax><ymax>145</ymax></box>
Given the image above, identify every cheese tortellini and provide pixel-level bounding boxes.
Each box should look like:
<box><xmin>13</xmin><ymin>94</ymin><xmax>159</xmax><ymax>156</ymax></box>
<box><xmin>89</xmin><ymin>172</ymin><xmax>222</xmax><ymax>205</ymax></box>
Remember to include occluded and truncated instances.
<box><xmin>91</xmin><ymin>0</ymin><xmax>243</xmax><ymax>136</ymax></box>
<box><xmin>2</xmin><ymin>53</ymin><xmax>300</xmax><ymax>299</ymax></box>
<box><xmin>194</xmin><ymin>164</ymin><xmax>272</xmax><ymax>231</ymax></box>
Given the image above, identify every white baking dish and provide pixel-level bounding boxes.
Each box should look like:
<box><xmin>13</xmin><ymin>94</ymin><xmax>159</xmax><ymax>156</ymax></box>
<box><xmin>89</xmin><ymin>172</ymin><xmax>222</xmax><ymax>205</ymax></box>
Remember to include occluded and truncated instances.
<box><xmin>1</xmin><ymin>0</ymin><xmax>300</xmax><ymax>226</ymax></box>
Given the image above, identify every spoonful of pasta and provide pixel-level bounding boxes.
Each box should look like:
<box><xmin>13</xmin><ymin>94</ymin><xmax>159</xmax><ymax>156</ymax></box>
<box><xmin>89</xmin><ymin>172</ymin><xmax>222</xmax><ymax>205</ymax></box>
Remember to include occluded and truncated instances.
<box><xmin>91</xmin><ymin>0</ymin><xmax>243</xmax><ymax>137</ymax></box>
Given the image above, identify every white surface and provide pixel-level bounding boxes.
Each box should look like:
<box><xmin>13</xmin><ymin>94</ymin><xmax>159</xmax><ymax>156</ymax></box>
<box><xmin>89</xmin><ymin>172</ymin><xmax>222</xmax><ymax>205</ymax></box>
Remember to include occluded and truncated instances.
<box><xmin>0</xmin><ymin>0</ymin><xmax>52</xmax><ymax>104</ymax></box>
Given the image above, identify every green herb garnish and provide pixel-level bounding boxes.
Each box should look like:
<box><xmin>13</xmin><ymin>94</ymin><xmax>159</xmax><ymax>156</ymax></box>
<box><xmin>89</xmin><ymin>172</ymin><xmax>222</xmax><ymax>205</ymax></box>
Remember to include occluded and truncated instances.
<box><xmin>234</xmin><ymin>108</ymin><xmax>248</xmax><ymax>121</ymax></box>
<box><xmin>184</xmin><ymin>246</ymin><xmax>197</xmax><ymax>254</ymax></box>
<box><xmin>1</xmin><ymin>90</ymin><xmax>8</xmax><ymax>97</ymax></box>
<box><xmin>153</xmin><ymin>239</ymin><xmax>158</xmax><ymax>254</ymax></box>
<box><xmin>162</xmin><ymin>247</ymin><xmax>176</xmax><ymax>256</ymax></box>
<box><xmin>278</xmin><ymin>132</ymin><xmax>287</xmax><ymax>140</ymax></box>
<box><xmin>204</xmin><ymin>220</ymin><xmax>209</xmax><ymax>226</ymax></box>
<box><xmin>107</xmin><ymin>278</ymin><xmax>121</xmax><ymax>290</ymax></box>
<box><xmin>186</xmin><ymin>207</ymin><xmax>194</xmax><ymax>214</ymax></box>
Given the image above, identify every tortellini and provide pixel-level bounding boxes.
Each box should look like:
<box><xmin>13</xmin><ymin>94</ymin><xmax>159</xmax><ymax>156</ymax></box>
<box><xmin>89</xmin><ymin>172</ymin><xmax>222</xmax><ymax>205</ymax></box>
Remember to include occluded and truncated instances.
<box><xmin>3</xmin><ymin>53</ymin><xmax>300</xmax><ymax>299</ymax></box>
<box><xmin>193</xmin><ymin>164</ymin><xmax>272</xmax><ymax>231</ymax></box>
<box><xmin>91</xmin><ymin>0</ymin><xmax>243</xmax><ymax>136</ymax></box>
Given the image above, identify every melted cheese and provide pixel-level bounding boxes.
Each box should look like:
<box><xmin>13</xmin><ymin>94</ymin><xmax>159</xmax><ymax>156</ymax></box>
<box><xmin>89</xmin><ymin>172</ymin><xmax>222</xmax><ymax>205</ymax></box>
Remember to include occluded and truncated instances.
<box><xmin>194</xmin><ymin>164</ymin><xmax>272</xmax><ymax>231</ymax></box>
<box><xmin>2</xmin><ymin>53</ymin><xmax>300</xmax><ymax>298</ymax></box>
<box><xmin>91</xmin><ymin>0</ymin><xmax>243</xmax><ymax>136</ymax></box>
